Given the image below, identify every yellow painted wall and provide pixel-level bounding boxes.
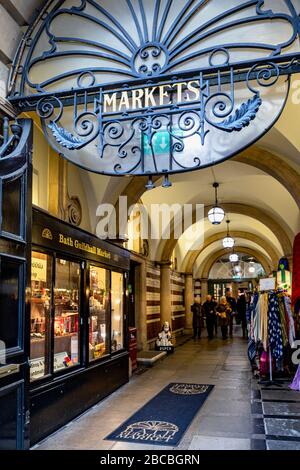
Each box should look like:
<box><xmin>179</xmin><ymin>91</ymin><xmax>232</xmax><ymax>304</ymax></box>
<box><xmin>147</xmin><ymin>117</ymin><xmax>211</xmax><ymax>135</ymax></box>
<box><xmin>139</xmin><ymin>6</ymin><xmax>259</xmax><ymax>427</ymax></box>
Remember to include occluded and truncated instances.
<box><xmin>275</xmin><ymin>74</ymin><xmax>300</xmax><ymax>152</ymax></box>
<box><xmin>32</xmin><ymin>121</ymin><xmax>49</xmax><ymax>211</ymax></box>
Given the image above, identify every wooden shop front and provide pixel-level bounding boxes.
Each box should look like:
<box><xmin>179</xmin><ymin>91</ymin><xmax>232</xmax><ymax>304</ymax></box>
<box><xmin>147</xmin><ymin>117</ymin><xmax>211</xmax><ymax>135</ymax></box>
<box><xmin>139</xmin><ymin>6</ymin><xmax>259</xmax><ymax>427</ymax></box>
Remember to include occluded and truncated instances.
<box><xmin>30</xmin><ymin>208</ymin><xmax>130</xmax><ymax>444</ymax></box>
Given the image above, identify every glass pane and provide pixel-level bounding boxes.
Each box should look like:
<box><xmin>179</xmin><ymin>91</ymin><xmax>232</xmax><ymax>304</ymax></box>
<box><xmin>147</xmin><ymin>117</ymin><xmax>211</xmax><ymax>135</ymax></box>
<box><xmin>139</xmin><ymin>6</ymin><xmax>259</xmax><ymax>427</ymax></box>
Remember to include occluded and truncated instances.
<box><xmin>54</xmin><ymin>259</ymin><xmax>80</xmax><ymax>371</ymax></box>
<box><xmin>30</xmin><ymin>252</ymin><xmax>52</xmax><ymax>381</ymax></box>
<box><xmin>0</xmin><ymin>387</ymin><xmax>19</xmax><ymax>450</ymax></box>
<box><xmin>111</xmin><ymin>271</ymin><xmax>124</xmax><ymax>352</ymax></box>
<box><xmin>0</xmin><ymin>259</ymin><xmax>20</xmax><ymax>350</ymax></box>
<box><xmin>89</xmin><ymin>266</ymin><xmax>109</xmax><ymax>361</ymax></box>
<box><xmin>2</xmin><ymin>177</ymin><xmax>21</xmax><ymax>236</ymax></box>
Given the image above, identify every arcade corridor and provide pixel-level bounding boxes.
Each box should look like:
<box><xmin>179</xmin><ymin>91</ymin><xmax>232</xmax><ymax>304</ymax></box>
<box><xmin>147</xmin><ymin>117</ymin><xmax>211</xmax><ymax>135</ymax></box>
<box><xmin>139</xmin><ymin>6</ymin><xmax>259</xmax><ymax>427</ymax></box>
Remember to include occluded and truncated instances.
<box><xmin>32</xmin><ymin>331</ymin><xmax>300</xmax><ymax>451</ymax></box>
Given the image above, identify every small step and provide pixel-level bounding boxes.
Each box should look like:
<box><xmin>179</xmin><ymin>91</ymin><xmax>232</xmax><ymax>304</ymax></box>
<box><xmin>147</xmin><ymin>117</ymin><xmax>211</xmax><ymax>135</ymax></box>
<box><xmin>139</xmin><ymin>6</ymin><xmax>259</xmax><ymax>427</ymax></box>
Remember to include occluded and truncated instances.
<box><xmin>137</xmin><ymin>350</ymin><xmax>167</xmax><ymax>367</ymax></box>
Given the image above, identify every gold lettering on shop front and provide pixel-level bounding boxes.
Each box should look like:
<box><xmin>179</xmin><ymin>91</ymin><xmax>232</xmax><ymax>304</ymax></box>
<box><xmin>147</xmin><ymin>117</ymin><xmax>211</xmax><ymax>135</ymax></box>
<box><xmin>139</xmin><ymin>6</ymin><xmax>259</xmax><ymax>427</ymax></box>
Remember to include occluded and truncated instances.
<box><xmin>58</xmin><ymin>233</ymin><xmax>111</xmax><ymax>259</ymax></box>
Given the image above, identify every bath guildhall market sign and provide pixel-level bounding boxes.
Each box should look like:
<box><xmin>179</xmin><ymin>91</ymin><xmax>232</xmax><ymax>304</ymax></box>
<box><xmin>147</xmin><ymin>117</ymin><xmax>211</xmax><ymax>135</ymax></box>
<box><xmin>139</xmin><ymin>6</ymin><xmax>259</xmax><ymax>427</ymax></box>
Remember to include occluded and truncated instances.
<box><xmin>8</xmin><ymin>0</ymin><xmax>300</xmax><ymax>185</ymax></box>
<box><xmin>58</xmin><ymin>234</ymin><xmax>111</xmax><ymax>261</ymax></box>
<box><xmin>32</xmin><ymin>209</ymin><xmax>130</xmax><ymax>270</ymax></box>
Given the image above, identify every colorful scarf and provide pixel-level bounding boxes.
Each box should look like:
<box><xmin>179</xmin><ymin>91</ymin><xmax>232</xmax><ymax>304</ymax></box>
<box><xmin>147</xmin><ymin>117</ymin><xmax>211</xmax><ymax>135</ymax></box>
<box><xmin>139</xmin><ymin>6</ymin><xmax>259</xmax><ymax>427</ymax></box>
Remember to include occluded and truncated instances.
<box><xmin>268</xmin><ymin>292</ymin><xmax>283</xmax><ymax>359</ymax></box>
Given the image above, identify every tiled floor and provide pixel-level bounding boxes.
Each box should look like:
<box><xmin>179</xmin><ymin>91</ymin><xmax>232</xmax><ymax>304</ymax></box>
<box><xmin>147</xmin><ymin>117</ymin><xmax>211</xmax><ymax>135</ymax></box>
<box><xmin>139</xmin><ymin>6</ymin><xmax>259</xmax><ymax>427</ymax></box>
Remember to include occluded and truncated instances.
<box><xmin>259</xmin><ymin>382</ymin><xmax>300</xmax><ymax>449</ymax></box>
<box><xmin>32</xmin><ymin>330</ymin><xmax>300</xmax><ymax>451</ymax></box>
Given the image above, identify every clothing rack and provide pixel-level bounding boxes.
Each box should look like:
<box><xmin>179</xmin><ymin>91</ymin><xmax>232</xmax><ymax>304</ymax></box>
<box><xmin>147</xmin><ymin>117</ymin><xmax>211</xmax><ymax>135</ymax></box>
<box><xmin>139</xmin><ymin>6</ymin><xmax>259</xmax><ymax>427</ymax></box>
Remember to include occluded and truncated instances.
<box><xmin>255</xmin><ymin>288</ymin><xmax>291</xmax><ymax>387</ymax></box>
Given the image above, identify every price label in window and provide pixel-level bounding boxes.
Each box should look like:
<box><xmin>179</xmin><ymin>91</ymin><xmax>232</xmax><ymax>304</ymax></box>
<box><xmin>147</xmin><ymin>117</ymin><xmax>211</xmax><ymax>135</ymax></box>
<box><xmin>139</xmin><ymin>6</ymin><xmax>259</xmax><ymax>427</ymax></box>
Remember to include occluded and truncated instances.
<box><xmin>30</xmin><ymin>351</ymin><xmax>69</xmax><ymax>380</ymax></box>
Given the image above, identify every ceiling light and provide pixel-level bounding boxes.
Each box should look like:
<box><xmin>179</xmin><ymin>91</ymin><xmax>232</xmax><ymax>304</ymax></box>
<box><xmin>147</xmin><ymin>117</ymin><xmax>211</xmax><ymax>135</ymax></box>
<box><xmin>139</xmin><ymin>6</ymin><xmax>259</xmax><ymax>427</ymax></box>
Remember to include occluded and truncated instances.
<box><xmin>249</xmin><ymin>261</ymin><xmax>255</xmax><ymax>274</ymax></box>
<box><xmin>208</xmin><ymin>183</ymin><xmax>225</xmax><ymax>225</ymax></box>
<box><xmin>223</xmin><ymin>219</ymin><xmax>235</xmax><ymax>248</ymax></box>
<box><xmin>229</xmin><ymin>253</ymin><xmax>239</xmax><ymax>263</ymax></box>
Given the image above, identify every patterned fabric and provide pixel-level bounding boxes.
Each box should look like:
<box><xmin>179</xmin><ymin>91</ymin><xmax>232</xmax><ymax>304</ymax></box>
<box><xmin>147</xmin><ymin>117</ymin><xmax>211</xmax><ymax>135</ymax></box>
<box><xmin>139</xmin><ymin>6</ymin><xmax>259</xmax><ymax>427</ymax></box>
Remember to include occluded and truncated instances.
<box><xmin>247</xmin><ymin>337</ymin><xmax>256</xmax><ymax>362</ymax></box>
<box><xmin>268</xmin><ymin>292</ymin><xmax>283</xmax><ymax>359</ymax></box>
<box><xmin>283</xmin><ymin>296</ymin><xmax>296</xmax><ymax>347</ymax></box>
<box><xmin>253</xmin><ymin>294</ymin><xmax>261</xmax><ymax>343</ymax></box>
<box><xmin>278</xmin><ymin>297</ymin><xmax>289</xmax><ymax>347</ymax></box>
<box><xmin>290</xmin><ymin>365</ymin><xmax>300</xmax><ymax>391</ymax></box>
<box><xmin>260</xmin><ymin>293</ymin><xmax>269</xmax><ymax>350</ymax></box>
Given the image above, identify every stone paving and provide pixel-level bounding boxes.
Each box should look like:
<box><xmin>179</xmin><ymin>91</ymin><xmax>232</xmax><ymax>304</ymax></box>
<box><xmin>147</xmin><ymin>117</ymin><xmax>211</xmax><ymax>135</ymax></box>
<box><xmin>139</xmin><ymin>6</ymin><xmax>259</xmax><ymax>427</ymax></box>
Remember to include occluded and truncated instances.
<box><xmin>32</xmin><ymin>329</ymin><xmax>300</xmax><ymax>451</ymax></box>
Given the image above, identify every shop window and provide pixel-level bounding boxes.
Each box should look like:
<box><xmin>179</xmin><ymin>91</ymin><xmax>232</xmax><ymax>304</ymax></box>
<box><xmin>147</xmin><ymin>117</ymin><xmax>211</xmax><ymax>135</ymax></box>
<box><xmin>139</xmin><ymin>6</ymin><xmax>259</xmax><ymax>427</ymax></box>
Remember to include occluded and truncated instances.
<box><xmin>1</xmin><ymin>177</ymin><xmax>22</xmax><ymax>237</ymax></box>
<box><xmin>30</xmin><ymin>252</ymin><xmax>52</xmax><ymax>381</ymax></box>
<box><xmin>0</xmin><ymin>258</ymin><xmax>22</xmax><ymax>351</ymax></box>
<box><xmin>111</xmin><ymin>271</ymin><xmax>124</xmax><ymax>352</ymax></box>
<box><xmin>54</xmin><ymin>258</ymin><xmax>80</xmax><ymax>371</ymax></box>
<box><xmin>89</xmin><ymin>266</ymin><xmax>109</xmax><ymax>361</ymax></box>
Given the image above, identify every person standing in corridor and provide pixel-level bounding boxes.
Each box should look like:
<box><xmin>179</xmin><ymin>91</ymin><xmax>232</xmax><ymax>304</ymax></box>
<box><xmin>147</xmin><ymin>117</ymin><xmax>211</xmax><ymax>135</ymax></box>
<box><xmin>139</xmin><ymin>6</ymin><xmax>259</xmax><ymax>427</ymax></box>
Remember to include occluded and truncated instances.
<box><xmin>202</xmin><ymin>295</ymin><xmax>217</xmax><ymax>340</ymax></box>
<box><xmin>216</xmin><ymin>296</ymin><xmax>232</xmax><ymax>340</ymax></box>
<box><xmin>237</xmin><ymin>289</ymin><xmax>247</xmax><ymax>338</ymax></box>
<box><xmin>226</xmin><ymin>288</ymin><xmax>237</xmax><ymax>337</ymax></box>
<box><xmin>191</xmin><ymin>297</ymin><xmax>202</xmax><ymax>339</ymax></box>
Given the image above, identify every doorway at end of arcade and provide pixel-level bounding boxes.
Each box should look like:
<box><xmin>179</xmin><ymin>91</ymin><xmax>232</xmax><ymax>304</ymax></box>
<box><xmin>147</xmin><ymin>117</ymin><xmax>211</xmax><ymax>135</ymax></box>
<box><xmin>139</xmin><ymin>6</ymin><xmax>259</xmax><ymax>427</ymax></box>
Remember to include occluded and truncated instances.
<box><xmin>208</xmin><ymin>280</ymin><xmax>255</xmax><ymax>304</ymax></box>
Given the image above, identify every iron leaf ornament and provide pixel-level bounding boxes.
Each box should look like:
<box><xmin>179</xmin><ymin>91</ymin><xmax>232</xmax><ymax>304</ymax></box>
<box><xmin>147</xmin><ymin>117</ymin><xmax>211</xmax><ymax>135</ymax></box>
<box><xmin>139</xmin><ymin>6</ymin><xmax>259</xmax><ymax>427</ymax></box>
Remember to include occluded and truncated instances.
<box><xmin>48</xmin><ymin>121</ymin><xmax>84</xmax><ymax>149</ymax></box>
<box><xmin>217</xmin><ymin>94</ymin><xmax>262</xmax><ymax>132</ymax></box>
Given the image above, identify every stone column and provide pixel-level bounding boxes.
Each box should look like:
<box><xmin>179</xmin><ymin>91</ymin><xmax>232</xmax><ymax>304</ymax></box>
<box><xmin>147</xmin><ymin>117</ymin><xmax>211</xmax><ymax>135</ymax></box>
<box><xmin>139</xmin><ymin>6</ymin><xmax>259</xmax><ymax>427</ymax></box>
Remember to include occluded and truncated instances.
<box><xmin>159</xmin><ymin>261</ymin><xmax>172</xmax><ymax>329</ymax></box>
<box><xmin>184</xmin><ymin>273</ymin><xmax>193</xmax><ymax>332</ymax></box>
<box><xmin>194</xmin><ymin>279</ymin><xmax>201</xmax><ymax>298</ymax></box>
<box><xmin>200</xmin><ymin>278</ymin><xmax>208</xmax><ymax>301</ymax></box>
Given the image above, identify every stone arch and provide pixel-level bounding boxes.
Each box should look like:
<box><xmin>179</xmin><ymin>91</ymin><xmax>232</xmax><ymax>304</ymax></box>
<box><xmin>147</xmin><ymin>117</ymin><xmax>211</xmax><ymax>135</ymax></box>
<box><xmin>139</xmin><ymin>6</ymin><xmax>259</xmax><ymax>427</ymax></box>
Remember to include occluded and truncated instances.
<box><xmin>117</xmin><ymin>146</ymin><xmax>300</xmax><ymax>212</ymax></box>
<box><xmin>197</xmin><ymin>247</ymin><xmax>272</xmax><ymax>280</ymax></box>
<box><xmin>184</xmin><ymin>231</ymin><xmax>280</xmax><ymax>273</ymax></box>
<box><xmin>160</xmin><ymin>203</ymin><xmax>292</xmax><ymax>262</ymax></box>
<box><xmin>234</xmin><ymin>146</ymin><xmax>300</xmax><ymax>208</ymax></box>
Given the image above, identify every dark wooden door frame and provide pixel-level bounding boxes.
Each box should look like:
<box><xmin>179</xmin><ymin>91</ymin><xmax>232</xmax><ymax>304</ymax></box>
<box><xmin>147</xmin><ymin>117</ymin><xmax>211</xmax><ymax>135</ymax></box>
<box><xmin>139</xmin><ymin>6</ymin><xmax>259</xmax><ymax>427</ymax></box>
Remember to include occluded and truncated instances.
<box><xmin>0</xmin><ymin>118</ymin><xmax>32</xmax><ymax>450</ymax></box>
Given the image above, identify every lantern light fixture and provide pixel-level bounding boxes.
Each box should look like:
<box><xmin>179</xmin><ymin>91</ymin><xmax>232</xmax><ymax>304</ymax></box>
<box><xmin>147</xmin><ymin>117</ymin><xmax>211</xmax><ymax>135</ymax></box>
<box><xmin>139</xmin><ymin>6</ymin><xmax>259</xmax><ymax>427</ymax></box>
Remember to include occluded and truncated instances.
<box><xmin>223</xmin><ymin>220</ymin><xmax>235</xmax><ymax>248</ymax></box>
<box><xmin>229</xmin><ymin>253</ymin><xmax>239</xmax><ymax>263</ymax></box>
<box><xmin>208</xmin><ymin>183</ymin><xmax>225</xmax><ymax>225</ymax></box>
<box><xmin>249</xmin><ymin>260</ymin><xmax>255</xmax><ymax>274</ymax></box>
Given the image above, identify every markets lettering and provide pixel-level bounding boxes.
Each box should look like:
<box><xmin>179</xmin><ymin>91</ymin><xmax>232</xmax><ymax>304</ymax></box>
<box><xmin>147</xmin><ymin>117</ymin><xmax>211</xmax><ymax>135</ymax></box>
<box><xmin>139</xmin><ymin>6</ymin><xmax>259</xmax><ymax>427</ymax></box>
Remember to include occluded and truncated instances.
<box><xmin>103</xmin><ymin>80</ymin><xmax>200</xmax><ymax>113</ymax></box>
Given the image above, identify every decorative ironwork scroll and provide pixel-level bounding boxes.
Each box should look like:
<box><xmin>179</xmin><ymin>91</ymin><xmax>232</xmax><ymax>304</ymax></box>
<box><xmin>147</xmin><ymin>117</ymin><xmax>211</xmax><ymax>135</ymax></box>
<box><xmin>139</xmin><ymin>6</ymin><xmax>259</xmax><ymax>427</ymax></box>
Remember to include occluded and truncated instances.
<box><xmin>0</xmin><ymin>119</ymin><xmax>32</xmax><ymax>177</ymax></box>
<box><xmin>7</xmin><ymin>0</ymin><xmax>300</xmax><ymax>184</ymax></box>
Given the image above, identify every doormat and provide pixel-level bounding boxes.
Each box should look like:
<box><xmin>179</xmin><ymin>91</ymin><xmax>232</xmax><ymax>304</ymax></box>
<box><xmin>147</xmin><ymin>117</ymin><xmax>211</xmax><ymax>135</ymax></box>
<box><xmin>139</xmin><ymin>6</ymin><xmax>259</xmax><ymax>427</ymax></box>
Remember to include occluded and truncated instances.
<box><xmin>106</xmin><ymin>383</ymin><xmax>214</xmax><ymax>446</ymax></box>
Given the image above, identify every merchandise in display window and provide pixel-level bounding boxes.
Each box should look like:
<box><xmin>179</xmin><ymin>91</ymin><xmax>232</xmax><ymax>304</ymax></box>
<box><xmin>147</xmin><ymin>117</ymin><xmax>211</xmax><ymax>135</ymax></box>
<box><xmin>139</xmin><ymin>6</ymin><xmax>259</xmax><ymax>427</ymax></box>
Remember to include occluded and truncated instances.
<box><xmin>30</xmin><ymin>252</ymin><xmax>52</xmax><ymax>381</ymax></box>
<box><xmin>89</xmin><ymin>266</ymin><xmax>109</xmax><ymax>361</ymax></box>
<box><xmin>111</xmin><ymin>271</ymin><xmax>124</xmax><ymax>352</ymax></box>
<box><xmin>54</xmin><ymin>258</ymin><xmax>80</xmax><ymax>371</ymax></box>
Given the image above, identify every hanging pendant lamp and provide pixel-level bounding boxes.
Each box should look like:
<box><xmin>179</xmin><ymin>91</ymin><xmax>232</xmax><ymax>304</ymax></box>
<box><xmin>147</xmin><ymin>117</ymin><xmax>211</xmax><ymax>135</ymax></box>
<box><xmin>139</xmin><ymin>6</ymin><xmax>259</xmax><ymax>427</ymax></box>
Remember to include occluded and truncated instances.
<box><xmin>249</xmin><ymin>261</ymin><xmax>255</xmax><ymax>273</ymax></box>
<box><xmin>223</xmin><ymin>220</ymin><xmax>235</xmax><ymax>248</ymax></box>
<box><xmin>229</xmin><ymin>252</ymin><xmax>239</xmax><ymax>263</ymax></box>
<box><xmin>208</xmin><ymin>183</ymin><xmax>225</xmax><ymax>225</ymax></box>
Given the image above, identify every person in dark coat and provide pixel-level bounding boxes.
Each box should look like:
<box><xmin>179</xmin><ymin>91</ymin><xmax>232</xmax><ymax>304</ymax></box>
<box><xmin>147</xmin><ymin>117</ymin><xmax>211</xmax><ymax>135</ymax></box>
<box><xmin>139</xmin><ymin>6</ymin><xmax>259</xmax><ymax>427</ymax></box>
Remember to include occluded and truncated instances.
<box><xmin>202</xmin><ymin>295</ymin><xmax>217</xmax><ymax>339</ymax></box>
<box><xmin>216</xmin><ymin>296</ymin><xmax>232</xmax><ymax>340</ymax></box>
<box><xmin>237</xmin><ymin>289</ymin><xmax>247</xmax><ymax>338</ymax></box>
<box><xmin>191</xmin><ymin>297</ymin><xmax>202</xmax><ymax>339</ymax></box>
<box><xmin>212</xmin><ymin>296</ymin><xmax>218</xmax><ymax>335</ymax></box>
<box><xmin>226</xmin><ymin>288</ymin><xmax>237</xmax><ymax>336</ymax></box>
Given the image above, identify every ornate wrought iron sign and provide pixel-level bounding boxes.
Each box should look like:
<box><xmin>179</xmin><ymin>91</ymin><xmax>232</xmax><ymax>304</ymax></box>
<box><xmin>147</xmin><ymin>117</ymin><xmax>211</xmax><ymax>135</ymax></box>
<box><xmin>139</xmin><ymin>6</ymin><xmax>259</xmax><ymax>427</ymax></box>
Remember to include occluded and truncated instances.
<box><xmin>7</xmin><ymin>0</ymin><xmax>300</xmax><ymax>184</ymax></box>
